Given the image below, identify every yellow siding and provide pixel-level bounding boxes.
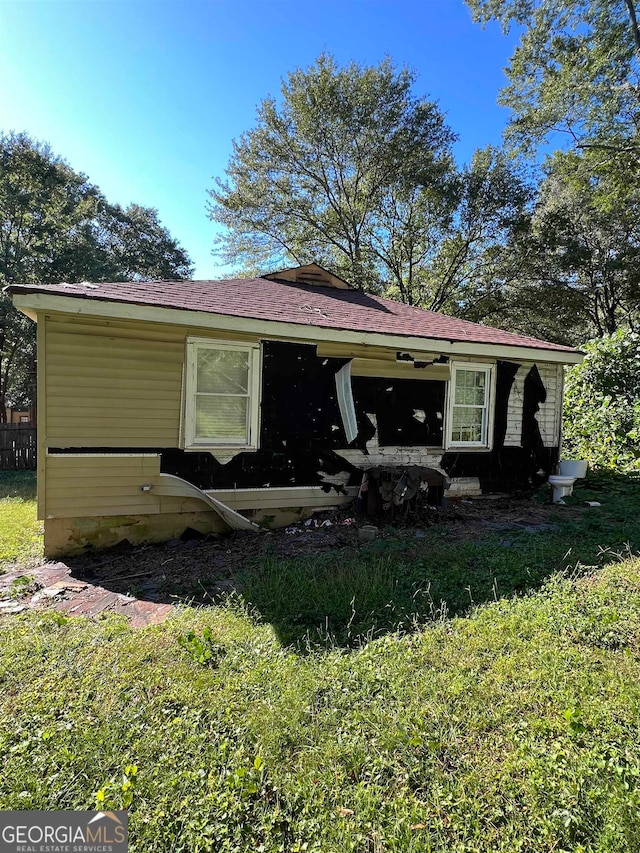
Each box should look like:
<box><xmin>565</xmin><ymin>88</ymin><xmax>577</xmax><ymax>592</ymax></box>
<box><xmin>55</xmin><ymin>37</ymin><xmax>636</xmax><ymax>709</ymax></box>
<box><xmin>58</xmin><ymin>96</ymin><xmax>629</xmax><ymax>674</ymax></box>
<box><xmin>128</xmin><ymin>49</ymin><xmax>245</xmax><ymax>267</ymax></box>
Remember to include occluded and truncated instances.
<box><xmin>43</xmin><ymin>314</ymin><xmax>263</xmax><ymax>449</ymax></box>
<box><xmin>40</xmin><ymin>312</ymin><xmax>566</xmax><ymax>528</ymax></box>
<box><xmin>45</xmin><ymin>318</ymin><xmax>182</xmax><ymax>447</ymax></box>
<box><xmin>41</xmin><ymin>312</ymin><xmax>311</xmax><ymax>522</ymax></box>
<box><xmin>45</xmin><ymin>454</ymin><xmax>206</xmax><ymax>518</ymax></box>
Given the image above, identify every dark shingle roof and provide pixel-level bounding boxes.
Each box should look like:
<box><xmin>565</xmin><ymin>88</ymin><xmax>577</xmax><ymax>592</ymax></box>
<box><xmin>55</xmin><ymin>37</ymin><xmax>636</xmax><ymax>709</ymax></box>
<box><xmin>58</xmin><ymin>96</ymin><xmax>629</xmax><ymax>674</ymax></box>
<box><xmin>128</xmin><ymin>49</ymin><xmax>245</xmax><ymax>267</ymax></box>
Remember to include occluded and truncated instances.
<box><xmin>9</xmin><ymin>276</ymin><xmax>579</xmax><ymax>354</ymax></box>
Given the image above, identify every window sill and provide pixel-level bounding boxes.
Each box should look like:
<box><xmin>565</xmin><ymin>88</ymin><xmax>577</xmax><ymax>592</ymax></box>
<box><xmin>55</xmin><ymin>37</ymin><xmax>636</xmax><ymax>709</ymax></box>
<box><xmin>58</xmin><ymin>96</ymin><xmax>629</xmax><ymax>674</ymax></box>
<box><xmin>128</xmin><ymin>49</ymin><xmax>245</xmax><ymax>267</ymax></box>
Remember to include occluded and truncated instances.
<box><xmin>445</xmin><ymin>444</ymin><xmax>492</xmax><ymax>453</ymax></box>
<box><xmin>184</xmin><ymin>444</ymin><xmax>258</xmax><ymax>453</ymax></box>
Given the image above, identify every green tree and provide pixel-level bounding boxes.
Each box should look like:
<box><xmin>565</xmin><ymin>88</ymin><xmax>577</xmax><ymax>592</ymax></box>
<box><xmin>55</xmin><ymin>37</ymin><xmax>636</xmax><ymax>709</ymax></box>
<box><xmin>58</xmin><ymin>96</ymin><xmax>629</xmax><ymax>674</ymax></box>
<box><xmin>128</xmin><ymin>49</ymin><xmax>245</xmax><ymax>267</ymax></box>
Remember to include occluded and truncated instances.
<box><xmin>463</xmin><ymin>1</ymin><xmax>640</xmax><ymax>340</ymax></box>
<box><xmin>208</xmin><ymin>54</ymin><xmax>456</xmax><ymax>293</ymax></box>
<box><xmin>466</xmin><ymin>0</ymin><xmax>640</xmax><ymax>157</ymax></box>
<box><xmin>481</xmin><ymin>150</ymin><xmax>640</xmax><ymax>343</ymax></box>
<box><xmin>532</xmin><ymin>151</ymin><xmax>640</xmax><ymax>336</ymax></box>
<box><xmin>426</xmin><ymin>147</ymin><xmax>534</xmax><ymax>320</ymax></box>
<box><xmin>0</xmin><ymin>132</ymin><xmax>193</xmax><ymax>419</ymax></box>
<box><xmin>209</xmin><ymin>55</ymin><xmax>534</xmax><ymax>325</ymax></box>
<box><xmin>372</xmin><ymin>146</ymin><xmax>533</xmax><ymax>316</ymax></box>
<box><xmin>563</xmin><ymin>329</ymin><xmax>640</xmax><ymax>469</ymax></box>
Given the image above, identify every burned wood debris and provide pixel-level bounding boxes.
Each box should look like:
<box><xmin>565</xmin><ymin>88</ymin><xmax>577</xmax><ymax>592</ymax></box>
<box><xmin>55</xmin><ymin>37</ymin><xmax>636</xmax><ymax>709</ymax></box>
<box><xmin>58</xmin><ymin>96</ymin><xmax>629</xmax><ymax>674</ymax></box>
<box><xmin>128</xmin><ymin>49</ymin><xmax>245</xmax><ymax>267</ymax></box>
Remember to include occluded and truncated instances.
<box><xmin>358</xmin><ymin>465</ymin><xmax>446</xmax><ymax>525</ymax></box>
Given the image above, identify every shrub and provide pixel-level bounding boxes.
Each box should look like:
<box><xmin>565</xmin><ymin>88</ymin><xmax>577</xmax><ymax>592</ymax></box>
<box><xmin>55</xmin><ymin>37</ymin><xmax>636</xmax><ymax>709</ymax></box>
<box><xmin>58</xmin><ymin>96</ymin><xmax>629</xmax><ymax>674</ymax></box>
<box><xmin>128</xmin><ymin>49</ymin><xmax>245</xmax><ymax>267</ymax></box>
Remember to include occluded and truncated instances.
<box><xmin>563</xmin><ymin>330</ymin><xmax>640</xmax><ymax>471</ymax></box>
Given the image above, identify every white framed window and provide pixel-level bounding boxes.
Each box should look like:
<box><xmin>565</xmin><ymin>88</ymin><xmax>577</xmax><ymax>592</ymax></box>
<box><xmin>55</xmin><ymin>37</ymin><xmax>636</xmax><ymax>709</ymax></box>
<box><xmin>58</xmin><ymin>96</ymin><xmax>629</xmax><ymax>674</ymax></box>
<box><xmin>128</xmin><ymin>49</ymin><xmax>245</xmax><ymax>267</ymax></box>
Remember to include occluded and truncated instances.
<box><xmin>184</xmin><ymin>338</ymin><xmax>261</xmax><ymax>450</ymax></box>
<box><xmin>445</xmin><ymin>362</ymin><xmax>494</xmax><ymax>449</ymax></box>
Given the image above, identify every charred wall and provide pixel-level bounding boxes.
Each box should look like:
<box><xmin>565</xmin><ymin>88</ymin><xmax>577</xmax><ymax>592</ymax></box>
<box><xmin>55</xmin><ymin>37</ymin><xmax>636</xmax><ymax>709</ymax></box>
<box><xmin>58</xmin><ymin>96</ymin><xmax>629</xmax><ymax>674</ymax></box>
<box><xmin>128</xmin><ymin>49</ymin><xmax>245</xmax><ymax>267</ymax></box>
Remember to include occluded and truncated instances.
<box><xmin>351</xmin><ymin>377</ymin><xmax>445</xmax><ymax>447</ymax></box>
<box><xmin>440</xmin><ymin>361</ymin><xmax>558</xmax><ymax>492</ymax></box>
<box><xmin>159</xmin><ymin>342</ymin><xmax>447</xmax><ymax>489</ymax></box>
<box><xmin>49</xmin><ymin>341</ymin><xmax>559</xmax><ymax>496</ymax></box>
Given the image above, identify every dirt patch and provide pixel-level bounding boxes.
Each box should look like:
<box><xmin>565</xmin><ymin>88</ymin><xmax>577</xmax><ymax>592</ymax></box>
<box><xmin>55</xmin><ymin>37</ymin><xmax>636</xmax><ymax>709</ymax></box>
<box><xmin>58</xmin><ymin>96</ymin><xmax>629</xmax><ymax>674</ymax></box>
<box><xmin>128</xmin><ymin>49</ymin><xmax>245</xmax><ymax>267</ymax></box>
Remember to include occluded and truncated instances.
<box><xmin>61</xmin><ymin>498</ymin><xmax>584</xmax><ymax>603</ymax></box>
<box><xmin>0</xmin><ymin>495</ymin><xmax>583</xmax><ymax>626</ymax></box>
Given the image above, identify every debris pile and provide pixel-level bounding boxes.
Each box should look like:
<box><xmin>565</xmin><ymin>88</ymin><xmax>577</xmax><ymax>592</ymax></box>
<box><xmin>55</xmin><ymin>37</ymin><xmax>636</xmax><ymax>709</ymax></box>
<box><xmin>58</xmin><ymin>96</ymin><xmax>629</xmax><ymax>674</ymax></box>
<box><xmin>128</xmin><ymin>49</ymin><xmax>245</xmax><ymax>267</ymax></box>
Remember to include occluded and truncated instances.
<box><xmin>359</xmin><ymin>465</ymin><xmax>446</xmax><ymax>526</ymax></box>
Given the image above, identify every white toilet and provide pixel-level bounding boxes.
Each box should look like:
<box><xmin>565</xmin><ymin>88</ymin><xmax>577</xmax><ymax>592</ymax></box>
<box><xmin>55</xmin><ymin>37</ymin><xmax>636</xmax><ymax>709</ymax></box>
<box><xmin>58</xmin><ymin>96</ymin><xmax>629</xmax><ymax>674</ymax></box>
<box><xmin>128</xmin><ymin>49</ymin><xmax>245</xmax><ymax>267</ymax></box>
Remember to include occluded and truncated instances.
<box><xmin>547</xmin><ymin>474</ymin><xmax>577</xmax><ymax>502</ymax></box>
<box><xmin>548</xmin><ymin>460</ymin><xmax>588</xmax><ymax>503</ymax></box>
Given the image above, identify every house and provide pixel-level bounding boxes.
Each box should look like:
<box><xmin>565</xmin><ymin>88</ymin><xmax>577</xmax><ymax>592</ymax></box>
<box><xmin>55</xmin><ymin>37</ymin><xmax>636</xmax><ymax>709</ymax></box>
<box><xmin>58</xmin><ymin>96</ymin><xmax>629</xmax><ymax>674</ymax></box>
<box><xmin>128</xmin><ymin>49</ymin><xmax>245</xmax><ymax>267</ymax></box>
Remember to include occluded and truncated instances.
<box><xmin>9</xmin><ymin>264</ymin><xmax>583</xmax><ymax>556</ymax></box>
<box><xmin>4</xmin><ymin>408</ymin><xmax>32</xmax><ymax>425</ymax></box>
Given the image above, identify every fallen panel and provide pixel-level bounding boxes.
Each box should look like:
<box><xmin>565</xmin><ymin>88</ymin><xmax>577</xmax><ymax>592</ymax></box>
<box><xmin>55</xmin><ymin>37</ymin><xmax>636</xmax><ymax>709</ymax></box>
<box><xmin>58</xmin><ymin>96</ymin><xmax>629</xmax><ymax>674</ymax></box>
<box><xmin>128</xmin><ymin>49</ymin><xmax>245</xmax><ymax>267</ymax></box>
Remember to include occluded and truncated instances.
<box><xmin>154</xmin><ymin>473</ymin><xmax>262</xmax><ymax>532</ymax></box>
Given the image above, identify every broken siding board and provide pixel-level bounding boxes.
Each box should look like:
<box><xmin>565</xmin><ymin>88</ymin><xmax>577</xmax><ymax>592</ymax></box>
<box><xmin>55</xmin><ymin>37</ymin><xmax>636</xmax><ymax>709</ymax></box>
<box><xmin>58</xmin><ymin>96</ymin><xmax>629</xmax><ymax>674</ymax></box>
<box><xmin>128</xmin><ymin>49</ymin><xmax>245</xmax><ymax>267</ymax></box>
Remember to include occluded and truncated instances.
<box><xmin>154</xmin><ymin>474</ymin><xmax>261</xmax><ymax>531</ymax></box>
<box><xmin>317</xmin><ymin>342</ymin><xmax>404</xmax><ymax>361</ymax></box>
<box><xmin>537</xmin><ymin>363</ymin><xmax>562</xmax><ymax>447</ymax></box>
<box><xmin>503</xmin><ymin>366</ymin><xmax>526</xmax><ymax>447</ymax></box>
<box><xmin>338</xmin><ymin>448</ymin><xmax>445</xmax><ymax>470</ymax></box>
<box><xmin>204</xmin><ymin>486</ymin><xmax>360</xmax><ymax>511</ymax></box>
<box><xmin>316</xmin><ymin>342</ymin><xmax>446</xmax><ymax>363</ymax></box>
<box><xmin>350</xmin><ymin>359</ymin><xmax>450</xmax><ymax>381</ymax></box>
<box><xmin>158</xmin><ymin>497</ymin><xmax>213</xmax><ymax>515</ymax></box>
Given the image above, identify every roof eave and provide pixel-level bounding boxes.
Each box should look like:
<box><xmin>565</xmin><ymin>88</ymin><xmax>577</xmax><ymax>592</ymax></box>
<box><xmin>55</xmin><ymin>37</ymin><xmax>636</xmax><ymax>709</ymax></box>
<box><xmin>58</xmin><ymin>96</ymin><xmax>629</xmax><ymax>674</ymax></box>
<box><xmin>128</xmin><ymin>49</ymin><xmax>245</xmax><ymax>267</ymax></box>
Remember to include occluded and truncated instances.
<box><xmin>11</xmin><ymin>290</ymin><xmax>584</xmax><ymax>364</ymax></box>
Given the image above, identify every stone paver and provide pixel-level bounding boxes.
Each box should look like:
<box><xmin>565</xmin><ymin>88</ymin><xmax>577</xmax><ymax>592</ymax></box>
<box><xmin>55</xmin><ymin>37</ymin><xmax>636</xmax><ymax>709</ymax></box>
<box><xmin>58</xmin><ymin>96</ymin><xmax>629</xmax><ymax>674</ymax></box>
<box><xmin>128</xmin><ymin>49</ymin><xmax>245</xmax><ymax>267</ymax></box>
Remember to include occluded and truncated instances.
<box><xmin>0</xmin><ymin>561</ymin><xmax>173</xmax><ymax>628</ymax></box>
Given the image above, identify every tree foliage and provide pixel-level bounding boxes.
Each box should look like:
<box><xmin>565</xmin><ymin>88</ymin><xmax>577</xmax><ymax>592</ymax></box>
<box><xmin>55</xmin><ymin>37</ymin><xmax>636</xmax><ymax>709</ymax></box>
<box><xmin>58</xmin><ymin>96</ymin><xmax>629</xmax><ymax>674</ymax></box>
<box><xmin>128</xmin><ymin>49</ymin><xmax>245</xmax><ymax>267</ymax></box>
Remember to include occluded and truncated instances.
<box><xmin>563</xmin><ymin>330</ymin><xmax>640</xmax><ymax>470</ymax></box>
<box><xmin>210</xmin><ymin>54</ymin><xmax>456</xmax><ymax>292</ymax></box>
<box><xmin>466</xmin><ymin>0</ymin><xmax>640</xmax><ymax>157</ymax></box>
<box><xmin>0</xmin><ymin>132</ymin><xmax>193</xmax><ymax>417</ymax></box>
<box><xmin>465</xmin><ymin>1</ymin><xmax>640</xmax><ymax>343</ymax></box>
<box><xmin>483</xmin><ymin>150</ymin><xmax>640</xmax><ymax>344</ymax></box>
<box><xmin>532</xmin><ymin>151</ymin><xmax>640</xmax><ymax>335</ymax></box>
<box><xmin>426</xmin><ymin>147</ymin><xmax>534</xmax><ymax>320</ymax></box>
<box><xmin>209</xmin><ymin>54</ymin><xmax>533</xmax><ymax>325</ymax></box>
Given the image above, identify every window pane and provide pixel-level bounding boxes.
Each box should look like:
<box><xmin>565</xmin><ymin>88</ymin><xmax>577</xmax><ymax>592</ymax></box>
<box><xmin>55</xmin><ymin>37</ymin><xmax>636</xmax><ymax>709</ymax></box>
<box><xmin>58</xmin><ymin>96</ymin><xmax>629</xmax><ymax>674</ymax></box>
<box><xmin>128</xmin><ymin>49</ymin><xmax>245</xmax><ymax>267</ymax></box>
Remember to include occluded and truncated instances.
<box><xmin>197</xmin><ymin>348</ymin><xmax>249</xmax><ymax>394</ymax></box>
<box><xmin>454</xmin><ymin>369</ymin><xmax>486</xmax><ymax>406</ymax></box>
<box><xmin>195</xmin><ymin>396</ymin><xmax>248</xmax><ymax>441</ymax></box>
<box><xmin>451</xmin><ymin>406</ymin><xmax>483</xmax><ymax>443</ymax></box>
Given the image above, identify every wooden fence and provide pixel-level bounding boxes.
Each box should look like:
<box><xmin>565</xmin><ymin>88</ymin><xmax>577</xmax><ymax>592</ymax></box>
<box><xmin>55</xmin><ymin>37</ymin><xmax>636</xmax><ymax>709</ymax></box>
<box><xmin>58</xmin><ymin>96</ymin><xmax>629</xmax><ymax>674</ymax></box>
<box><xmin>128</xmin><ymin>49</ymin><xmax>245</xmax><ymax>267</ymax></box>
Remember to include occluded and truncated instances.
<box><xmin>0</xmin><ymin>425</ymin><xmax>37</xmax><ymax>470</ymax></box>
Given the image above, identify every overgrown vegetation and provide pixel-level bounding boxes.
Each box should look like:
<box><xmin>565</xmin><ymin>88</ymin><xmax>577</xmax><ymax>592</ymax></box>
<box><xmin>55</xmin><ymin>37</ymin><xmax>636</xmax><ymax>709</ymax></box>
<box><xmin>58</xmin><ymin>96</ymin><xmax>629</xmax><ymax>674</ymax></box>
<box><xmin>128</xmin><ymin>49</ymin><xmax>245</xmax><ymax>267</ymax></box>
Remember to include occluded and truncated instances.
<box><xmin>563</xmin><ymin>331</ymin><xmax>640</xmax><ymax>471</ymax></box>
<box><xmin>0</xmin><ymin>470</ymin><xmax>41</xmax><ymax>569</ymax></box>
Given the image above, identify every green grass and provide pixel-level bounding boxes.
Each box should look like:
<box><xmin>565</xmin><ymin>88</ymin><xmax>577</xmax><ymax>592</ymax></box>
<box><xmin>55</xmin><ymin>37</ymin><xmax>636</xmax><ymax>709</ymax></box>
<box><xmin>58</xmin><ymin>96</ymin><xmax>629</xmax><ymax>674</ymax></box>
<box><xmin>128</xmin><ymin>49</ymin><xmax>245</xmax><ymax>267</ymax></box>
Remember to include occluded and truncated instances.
<box><xmin>235</xmin><ymin>472</ymin><xmax>640</xmax><ymax>648</ymax></box>
<box><xmin>2</xmin><ymin>471</ymin><xmax>640</xmax><ymax>851</ymax></box>
<box><xmin>2</xmin><ymin>560</ymin><xmax>640</xmax><ymax>851</ymax></box>
<box><xmin>0</xmin><ymin>471</ymin><xmax>42</xmax><ymax>570</ymax></box>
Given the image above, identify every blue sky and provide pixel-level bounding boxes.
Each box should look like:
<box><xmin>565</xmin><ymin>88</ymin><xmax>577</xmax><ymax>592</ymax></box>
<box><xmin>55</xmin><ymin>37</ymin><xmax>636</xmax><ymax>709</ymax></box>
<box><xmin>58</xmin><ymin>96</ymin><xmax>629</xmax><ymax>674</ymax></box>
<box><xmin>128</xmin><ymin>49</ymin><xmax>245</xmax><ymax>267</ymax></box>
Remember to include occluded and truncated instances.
<box><xmin>0</xmin><ymin>0</ymin><xmax>518</xmax><ymax>278</ymax></box>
